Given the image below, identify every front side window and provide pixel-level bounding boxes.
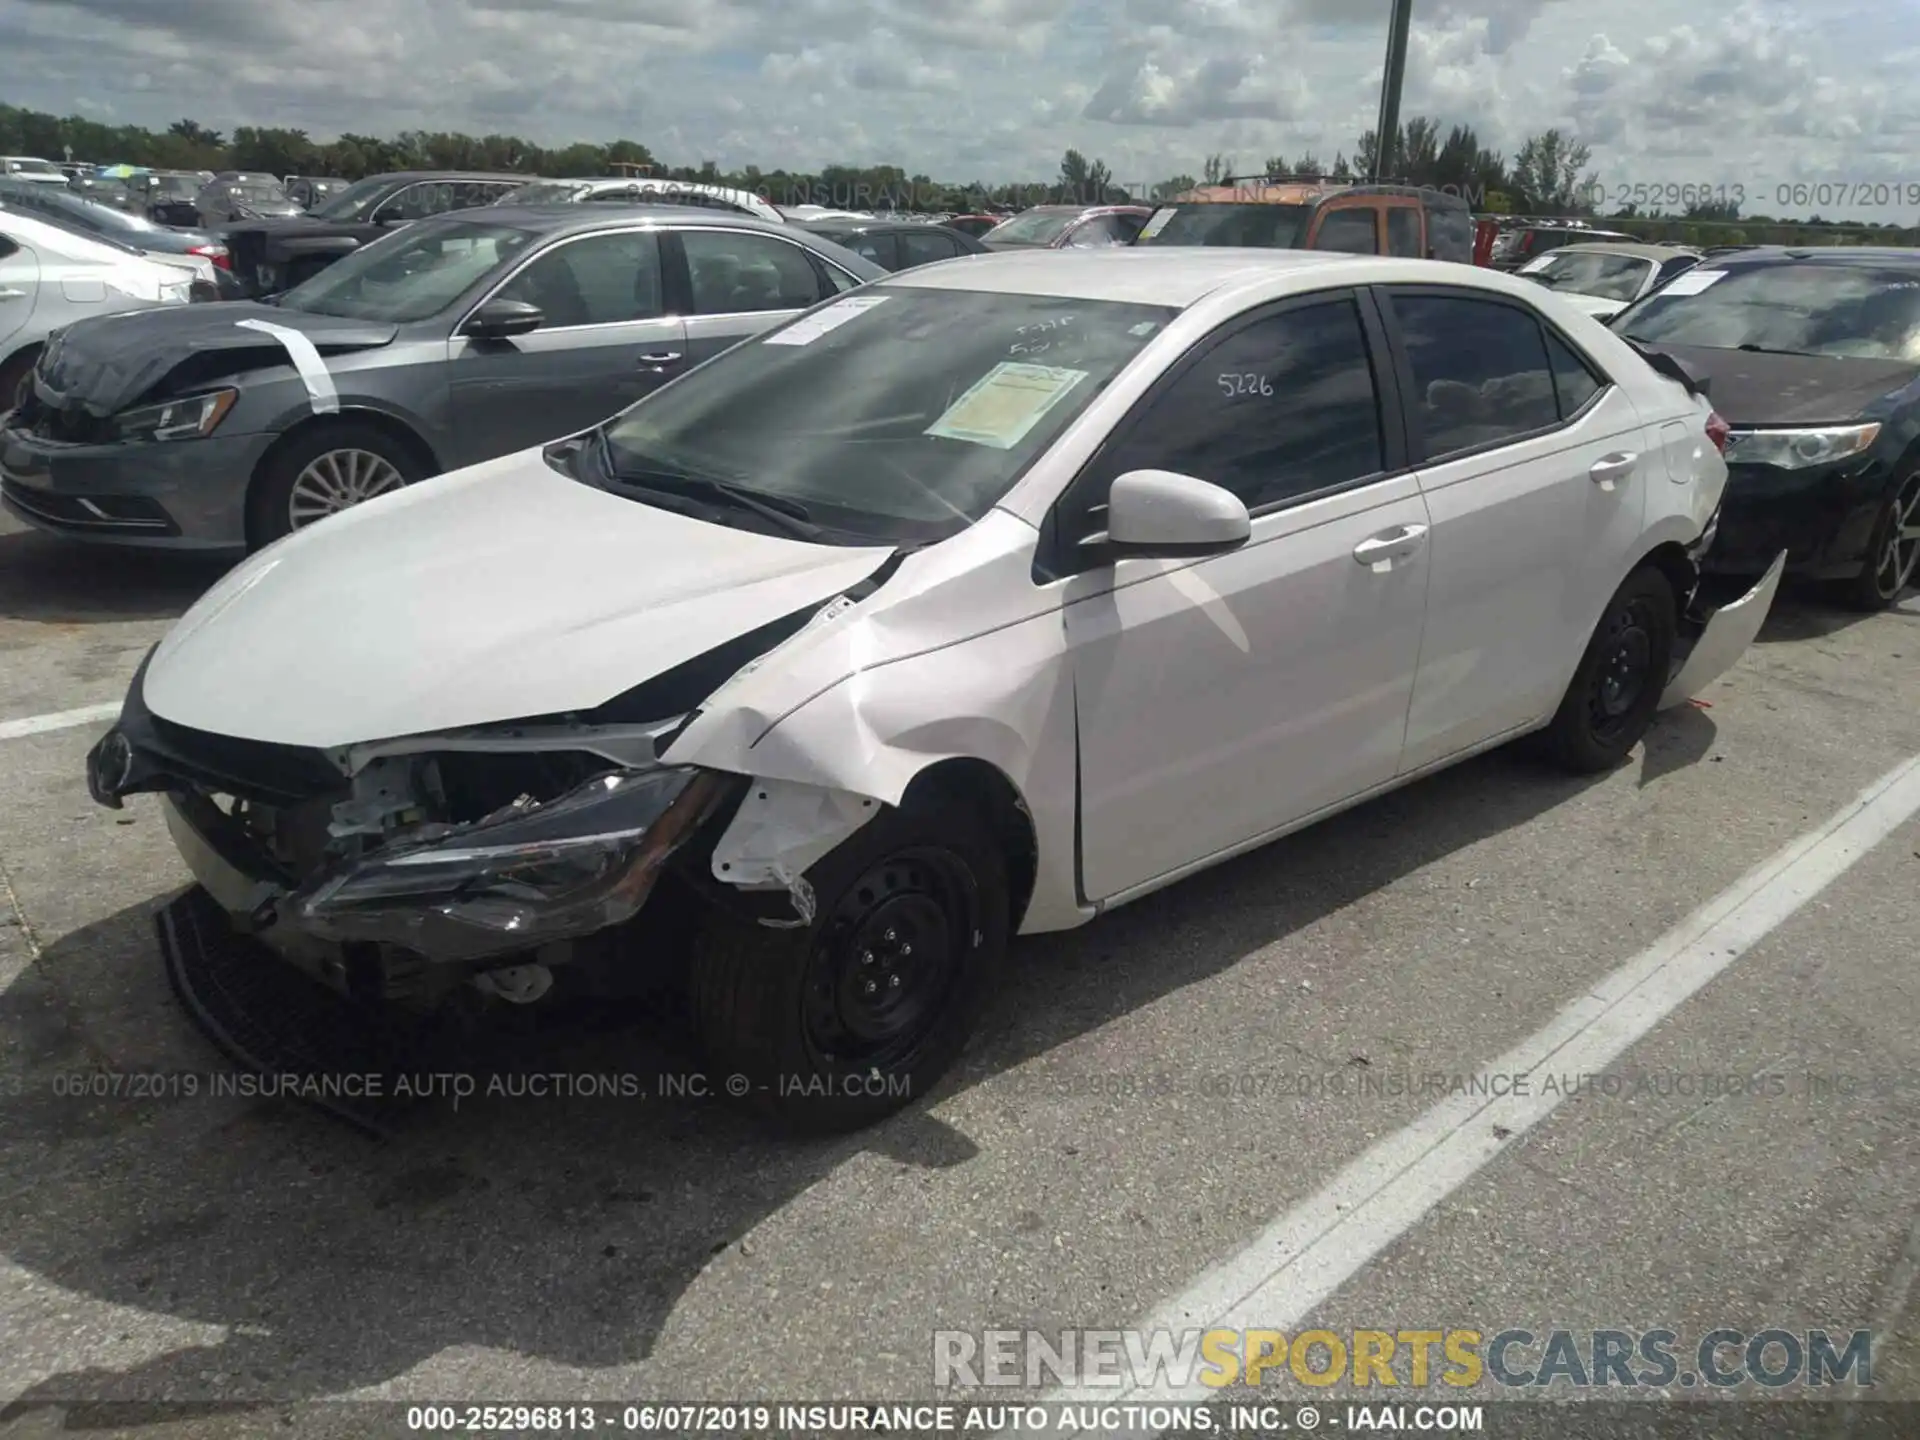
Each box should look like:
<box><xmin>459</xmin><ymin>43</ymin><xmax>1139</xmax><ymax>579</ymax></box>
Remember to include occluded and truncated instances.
<box><xmin>277</xmin><ymin>219</ymin><xmax>536</xmax><ymax>322</ymax></box>
<box><xmin>380</xmin><ymin>182</ymin><xmax>457</xmax><ymax>222</ymax></box>
<box><xmin>682</xmin><ymin>230</ymin><xmax>827</xmax><ymax>313</ymax></box>
<box><xmin>495</xmin><ymin>231</ymin><xmax>663</xmax><ymax>327</ymax></box>
<box><xmin>1391</xmin><ymin>292</ymin><xmax>1559</xmax><ymax>458</ymax></box>
<box><xmin>1311</xmin><ymin>207</ymin><xmax>1379</xmax><ymax>254</ymax></box>
<box><xmin>599</xmin><ymin>287</ymin><xmax>1175</xmax><ymax>543</ymax></box>
<box><xmin>1087</xmin><ymin>297</ymin><xmax>1385</xmax><ymax>513</ymax></box>
<box><xmin>1617</xmin><ymin>262</ymin><xmax>1920</xmax><ymax>360</ymax></box>
<box><xmin>1386</xmin><ymin>207</ymin><xmax>1422</xmax><ymax>257</ymax></box>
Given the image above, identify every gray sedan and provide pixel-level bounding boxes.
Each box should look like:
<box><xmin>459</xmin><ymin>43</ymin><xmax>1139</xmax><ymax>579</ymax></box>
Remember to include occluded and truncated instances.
<box><xmin>0</xmin><ymin>207</ymin><xmax>884</xmax><ymax>552</ymax></box>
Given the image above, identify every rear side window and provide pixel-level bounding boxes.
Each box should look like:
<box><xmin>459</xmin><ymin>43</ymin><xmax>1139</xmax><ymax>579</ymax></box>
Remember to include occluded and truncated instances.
<box><xmin>1391</xmin><ymin>292</ymin><xmax>1559</xmax><ymax>459</ymax></box>
<box><xmin>1426</xmin><ymin>206</ymin><xmax>1474</xmax><ymax>263</ymax></box>
<box><xmin>1090</xmin><ymin>297</ymin><xmax>1385</xmax><ymax>512</ymax></box>
<box><xmin>1313</xmin><ymin>208</ymin><xmax>1378</xmax><ymax>254</ymax></box>
<box><xmin>1386</xmin><ymin>208</ymin><xmax>1422</xmax><ymax>257</ymax></box>
<box><xmin>0</xmin><ymin>236</ymin><xmax>17</xmax><ymax>260</ymax></box>
<box><xmin>898</xmin><ymin>230</ymin><xmax>960</xmax><ymax>268</ymax></box>
<box><xmin>1544</xmin><ymin>330</ymin><xmax>1604</xmax><ymax>417</ymax></box>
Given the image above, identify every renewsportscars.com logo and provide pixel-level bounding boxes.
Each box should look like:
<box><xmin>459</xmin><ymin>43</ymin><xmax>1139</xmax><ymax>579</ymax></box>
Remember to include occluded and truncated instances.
<box><xmin>932</xmin><ymin>1328</ymin><xmax>1875</xmax><ymax>1391</ymax></box>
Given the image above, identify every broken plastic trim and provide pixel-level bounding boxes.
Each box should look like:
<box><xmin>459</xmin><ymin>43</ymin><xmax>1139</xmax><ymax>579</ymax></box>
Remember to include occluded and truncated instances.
<box><xmin>287</xmin><ymin>767</ymin><xmax>738</xmax><ymax>963</ymax></box>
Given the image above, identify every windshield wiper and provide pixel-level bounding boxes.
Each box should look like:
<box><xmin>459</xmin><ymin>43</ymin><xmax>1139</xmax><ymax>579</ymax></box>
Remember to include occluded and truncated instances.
<box><xmin>1735</xmin><ymin>342</ymin><xmax>1814</xmax><ymax>356</ymax></box>
<box><xmin>593</xmin><ymin>431</ymin><xmax>821</xmax><ymax>540</ymax></box>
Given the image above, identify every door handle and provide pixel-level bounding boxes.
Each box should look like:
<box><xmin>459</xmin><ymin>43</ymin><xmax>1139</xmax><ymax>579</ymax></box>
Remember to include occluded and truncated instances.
<box><xmin>1589</xmin><ymin>452</ymin><xmax>1638</xmax><ymax>491</ymax></box>
<box><xmin>1352</xmin><ymin>523</ymin><xmax>1429</xmax><ymax>571</ymax></box>
<box><xmin>637</xmin><ymin>351</ymin><xmax>682</xmax><ymax>366</ymax></box>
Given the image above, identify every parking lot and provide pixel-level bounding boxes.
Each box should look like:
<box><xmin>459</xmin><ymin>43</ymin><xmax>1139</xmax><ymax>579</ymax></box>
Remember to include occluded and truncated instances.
<box><xmin>2</xmin><ymin>502</ymin><xmax>1918</xmax><ymax>1430</ymax></box>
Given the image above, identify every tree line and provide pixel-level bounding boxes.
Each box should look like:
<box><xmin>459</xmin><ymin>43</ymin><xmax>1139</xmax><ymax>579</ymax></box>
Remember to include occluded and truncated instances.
<box><xmin>2</xmin><ymin>102</ymin><xmax>1910</xmax><ymax>240</ymax></box>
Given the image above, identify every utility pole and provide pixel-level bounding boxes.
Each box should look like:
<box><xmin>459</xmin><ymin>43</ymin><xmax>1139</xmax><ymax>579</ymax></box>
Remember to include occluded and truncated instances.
<box><xmin>1372</xmin><ymin>0</ymin><xmax>1414</xmax><ymax>181</ymax></box>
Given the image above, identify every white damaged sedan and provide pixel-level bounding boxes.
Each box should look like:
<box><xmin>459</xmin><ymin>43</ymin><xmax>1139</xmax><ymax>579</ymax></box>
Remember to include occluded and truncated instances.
<box><xmin>90</xmin><ymin>249</ymin><xmax>1782</xmax><ymax>1131</ymax></box>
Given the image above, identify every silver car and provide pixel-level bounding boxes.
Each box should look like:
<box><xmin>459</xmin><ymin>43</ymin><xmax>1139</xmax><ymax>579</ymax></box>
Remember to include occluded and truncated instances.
<box><xmin>1</xmin><ymin>207</ymin><xmax>884</xmax><ymax>552</ymax></box>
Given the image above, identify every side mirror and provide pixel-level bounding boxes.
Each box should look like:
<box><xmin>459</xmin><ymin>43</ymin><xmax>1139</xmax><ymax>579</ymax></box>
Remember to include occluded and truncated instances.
<box><xmin>461</xmin><ymin>298</ymin><xmax>544</xmax><ymax>339</ymax></box>
<box><xmin>1099</xmin><ymin>469</ymin><xmax>1251</xmax><ymax>558</ymax></box>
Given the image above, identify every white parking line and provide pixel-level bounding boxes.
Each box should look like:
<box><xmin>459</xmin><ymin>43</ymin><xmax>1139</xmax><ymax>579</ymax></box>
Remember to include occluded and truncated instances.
<box><xmin>1051</xmin><ymin>748</ymin><xmax>1920</xmax><ymax>1433</ymax></box>
<box><xmin>0</xmin><ymin>701</ymin><xmax>120</xmax><ymax>743</ymax></box>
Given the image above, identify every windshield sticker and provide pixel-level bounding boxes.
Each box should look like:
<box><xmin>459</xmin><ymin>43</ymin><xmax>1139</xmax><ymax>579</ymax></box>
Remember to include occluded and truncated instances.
<box><xmin>1518</xmin><ymin>255</ymin><xmax>1557</xmax><ymax>273</ymax></box>
<box><xmin>924</xmin><ymin>363</ymin><xmax>1088</xmax><ymax>450</ymax></box>
<box><xmin>763</xmin><ymin>294</ymin><xmax>891</xmax><ymax>346</ymax></box>
<box><xmin>1658</xmin><ymin>269</ymin><xmax>1727</xmax><ymax>296</ymax></box>
<box><xmin>1138</xmin><ymin>208</ymin><xmax>1175</xmax><ymax>240</ymax></box>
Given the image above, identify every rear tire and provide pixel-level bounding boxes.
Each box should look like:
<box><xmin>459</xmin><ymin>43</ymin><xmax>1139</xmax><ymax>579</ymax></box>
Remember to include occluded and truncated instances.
<box><xmin>1533</xmin><ymin>566</ymin><xmax>1678</xmax><ymax>773</ymax></box>
<box><xmin>247</xmin><ymin>421</ymin><xmax>427</xmax><ymax>550</ymax></box>
<box><xmin>689</xmin><ymin>794</ymin><xmax>1009</xmax><ymax>1134</ymax></box>
<box><xmin>1836</xmin><ymin>470</ymin><xmax>1920</xmax><ymax>612</ymax></box>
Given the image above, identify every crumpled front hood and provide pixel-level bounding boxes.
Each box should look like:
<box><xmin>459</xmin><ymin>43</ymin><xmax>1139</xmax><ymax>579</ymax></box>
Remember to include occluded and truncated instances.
<box><xmin>141</xmin><ymin>449</ymin><xmax>896</xmax><ymax>749</ymax></box>
<box><xmin>1636</xmin><ymin>342</ymin><xmax>1920</xmax><ymax>425</ymax></box>
<box><xmin>35</xmin><ymin>301</ymin><xmax>397</xmax><ymax>415</ymax></box>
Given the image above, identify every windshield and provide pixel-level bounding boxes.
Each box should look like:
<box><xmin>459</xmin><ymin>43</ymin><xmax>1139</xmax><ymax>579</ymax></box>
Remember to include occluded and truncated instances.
<box><xmin>501</xmin><ymin>180</ymin><xmax>591</xmax><ymax>205</ymax></box>
<box><xmin>278</xmin><ymin>219</ymin><xmax>536</xmax><ymax>322</ymax></box>
<box><xmin>1520</xmin><ymin>251</ymin><xmax>1653</xmax><ymax>302</ymax></box>
<box><xmin>1135</xmin><ymin>203</ymin><xmax>1309</xmax><ymax>248</ymax></box>
<box><xmin>1618</xmin><ymin>262</ymin><xmax>1920</xmax><ymax>360</ymax></box>
<box><xmin>308</xmin><ymin>175</ymin><xmax>400</xmax><ymax>222</ymax></box>
<box><xmin>983</xmin><ymin>210</ymin><xmax>1078</xmax><ymax>246</ymax></box>
<box><xmin>224</xmin><ymin>182</ymin><xmax>295</xmax><ymax>208</ymax></box>
<box><xmin>149</xmin><ymin>173</ymin><xmax>198</xmax><ymax>197</ymax></box>
<box><xmin>600</xmin><ymin>288</ymin><xmax>1176</xmax><ymax>543</ymax></box>
<box><xmin>8</xmin><ymin>158</ymin><xmax>59</xmax><ymax>175</ymax></box>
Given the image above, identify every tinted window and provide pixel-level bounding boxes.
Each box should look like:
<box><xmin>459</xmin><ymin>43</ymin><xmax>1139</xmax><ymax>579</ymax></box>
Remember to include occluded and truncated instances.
<box><xmin>1426</xmin><ymin>205</ymin><xmax>1474</xmax><ymax>263</ymax></box>
<box><xmin>1135</xmin><ymin>204</ymin><xmax>1309</xmax><ymax>248</ymax></box>
<box><xmin>1655</xmin><ymin>254</ymin><xmax>1700</xmax><ymax>285</ymax></box>
<box><xmin>381</xmin><ymin>182</ymin><xmax>457</xmax><ymax>221</ymax></box>
<box><xmin>1545</xmin><ymin>329</ymin><xmax>1603</xmax><ymax>417</ymax></box>
<box><xmin>897</xmin><ymin>230</ymin><xmax>960</xmax><ymax>268</ymax></box>
<box><xmin>1313</xmin><ymin>208</ymin><xmax>1378</xmax><ymax>254</ymax></box>
<box><xmin>682</xmin><ymin>230</ymin><xmax>827</xmax><ymax>313</ymax></box>
<box><xmin>1393</xmin><ymin>293</ymin><xmax>1558</xmax><ymax>458</ymax></box>
<box><xmin>496</xmin><ymin>231</ymin><xmax>663</xmax><ymax>327</ymax></box>
<box><xmin>1387</xmin><ymin>208</ymin><xmax>1422</xmax><ymax>257</ymax></box>
<box><xmin>278</xmin><ymin>220</ymin><xmax>536</xmax><ymax>322</ymax></box>
<box><xmin>454</xmin><ymin>181</ymin><xmax>517</xmax><ymax>210</ymax></box>
<box><xmin>834</xmin><ymin>232</ymin><xmax>897</xmax><ymax>269</ymax></box>
<box><xmin>1094</xmin><ymin>298</ymin><xmax>1384</xmax><ymax>512</ymax></box>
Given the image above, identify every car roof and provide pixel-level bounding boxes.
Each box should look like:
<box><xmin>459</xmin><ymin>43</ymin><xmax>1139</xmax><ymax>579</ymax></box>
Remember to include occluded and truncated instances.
<box><xmin>1548</xmin><ymin>242</ymin><xmax>1701</xmax><ymax>261</ymax></box>
<box><xmin>1700</xmin><ymin>245</ymin><xmax>1920</xmax><ymax>267</ymax></box>
<box><xmin>885</xmin><ymin>247</ymin><xmax>1536</xmax><ymax>307</ymax></box>
<box><xmin>449</xmin><ymin>205</ymin><xmax>801</xmax><ymax>239</ymax></box>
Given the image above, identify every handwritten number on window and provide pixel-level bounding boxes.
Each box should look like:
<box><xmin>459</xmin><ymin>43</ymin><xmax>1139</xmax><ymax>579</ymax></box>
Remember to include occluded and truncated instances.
<box><xmin>1218</xmin><ymin>373</ymin><xmax>1274</xmax><ymax>397</ymax></box>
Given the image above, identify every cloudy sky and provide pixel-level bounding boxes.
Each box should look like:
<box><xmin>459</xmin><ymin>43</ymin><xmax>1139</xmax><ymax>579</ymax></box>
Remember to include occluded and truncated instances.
<box><xmin>3</xmin><ymin>0</ymin><xmax>1918</xmax><ymax>219</ymax></box>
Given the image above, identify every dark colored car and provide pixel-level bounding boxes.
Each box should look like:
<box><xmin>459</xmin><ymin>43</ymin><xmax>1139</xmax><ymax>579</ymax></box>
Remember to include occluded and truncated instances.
<box><xmin>795</xmin><ymin>218</ymin><xmax>989</xmax><ymax>271</ymax></box>
<box><xmin>0</xmin><ymin>177</ymin><xmax>238</xmax><ymax>300</ymax></box>
<box><xmin>215</xmin><ymin>170</ymin><xmax>532</xmax><ymax>299</ymax></box>
<box><xmin>980</xmin><ymin>204</ymin><xmax>1152</xmax><ymax>250</ymax></box>
<box><xmin>284</xmin><ymin>176</ymin><xmax>346</xmax><ymax>210</ymax></box>
<box><xmin>2</xmin><ymin>208</ymin><xmax>885</xmax><ymax>553</ymax></box>
<box><xmin>1134</xmin><ymin>180</ymin><xmax>1474</xmax><ymax>262</ymax></box>
<box><xmin>135</xmin><ymin>170</ymin><xmax>209</xmax><ymax>224</ymax></box>
<box><xmin>192</xmin><ymin>176</ymin><xmax>305</xmax><ymax>225</ymax></box>
<box><xmin>65</xmin><ymin>175</ymin><xmax>140</xmax><ymax>212</ymax></box>
<box><xmin>1613</xmin><ymin>246</ymin><xmax>1920</xmax><ymax>609</ymax></box>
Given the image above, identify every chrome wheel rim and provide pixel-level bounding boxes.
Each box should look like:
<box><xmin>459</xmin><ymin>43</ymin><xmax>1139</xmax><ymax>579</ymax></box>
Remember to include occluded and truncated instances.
<box><xmin>287</xmin><ymin>448</ymin><xmax>405</xmax><ymax>530</ymax></box>
<box><xmin>1873</xmin><ymin>474</ymin><xmax>1920</xmax><ymax>600</ymax></box>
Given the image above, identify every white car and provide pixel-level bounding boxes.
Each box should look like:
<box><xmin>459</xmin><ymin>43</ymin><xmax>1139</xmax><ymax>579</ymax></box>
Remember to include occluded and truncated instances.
<box><xmin>499</xmin><ymin>176</ymin><xmax>786</xmax><ymax>224</ymax></box>
<box><xmin>0</xmin><ymin>210</ymin><xmax>199</xmax><ymax>410</ymax></box>
<box><xmin>0</xmin><ymin>156</ymin><xmax>70</xmax><ymax>186</ymax></box>
<box><xmin>91</xmin><ymin>250</ymin><xmax>1781</xmax><ymax>1131</ymax></box>
<box><xmin>1516</xmin><ymin>242</ymin><xmax>1704</xmax><ymax>321</ymax></box>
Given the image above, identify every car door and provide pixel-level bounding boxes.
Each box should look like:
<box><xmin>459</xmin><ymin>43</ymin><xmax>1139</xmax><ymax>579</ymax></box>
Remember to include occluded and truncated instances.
<box><xmin>1378</xmin><ymin>286</ymin><xmax>1656</xmax><ymax>771</ymax></box>
<box><xmin>444</xmin><ymin>227</ymin><xmax>685</xmax><ymax>465</ymax></box>
<box><xmin>670</xmin><ymin>227</ymin><xmax>845</xmax><ymax>366</ymax></box>
<box><xmin>1056</xmin><ymin>289</ymin><xmax>1433</xmax><ymax>902</ymax></box>
<box><xmin>0</xmin><ymin>233</ymin><xmax>38</xmax><ymax>353</ymax></box>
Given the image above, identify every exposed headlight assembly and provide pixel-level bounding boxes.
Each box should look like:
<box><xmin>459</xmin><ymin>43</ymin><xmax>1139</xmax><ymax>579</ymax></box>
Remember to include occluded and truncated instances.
<box><xmin>113</xmin><ymin>389</ymin><xmax>238</xmax><ymax>442</ymax></box>
<box><xmin>1723</xmin><ymin>422</ymin><xmax>1881</xmax><ymax>470</ymax></box>
<box><xmin>289</xmin><ymin>766</ymin><xmax>736</xmax><ymax>961</ymax></box>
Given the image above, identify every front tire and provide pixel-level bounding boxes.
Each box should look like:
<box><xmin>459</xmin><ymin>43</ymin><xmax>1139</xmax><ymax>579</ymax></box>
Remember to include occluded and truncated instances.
<box><xmin>1535</xmin><ymin>566</ymin><xmax>1678</xmax><ymax>773</ymax></box>
<box><xmin>247</xmin><ymin>421</ymin><xmax>426</xmax><ymax>550</ymax></box>
<box><xmin>689</xmin><ymin>795</ymin><xmax>1010</xmax><ymax>1134</ymax></box>
<box><xmin>1837</xmin><ymin>470</ymin><xmax>1920</xmax><ymax>612</ymax></box>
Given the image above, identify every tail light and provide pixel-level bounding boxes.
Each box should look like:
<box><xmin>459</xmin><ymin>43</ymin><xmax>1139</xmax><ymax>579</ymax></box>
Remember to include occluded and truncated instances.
<box><xmin>1705</xmin><ymin>410</ymin><xmax>1731</xmax><ymax>455</ymax></box>
<box><xmin>189</xmin><ymin>244</ymin><xmax>231</xmax><ymax>270</ymax></box>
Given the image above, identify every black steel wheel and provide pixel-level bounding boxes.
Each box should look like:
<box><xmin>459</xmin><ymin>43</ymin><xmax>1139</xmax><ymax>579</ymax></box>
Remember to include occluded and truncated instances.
<box><xmin>1535</xmin><ymin>566</ymin><xmax>1678</xmax><ymax>773</ymax></box>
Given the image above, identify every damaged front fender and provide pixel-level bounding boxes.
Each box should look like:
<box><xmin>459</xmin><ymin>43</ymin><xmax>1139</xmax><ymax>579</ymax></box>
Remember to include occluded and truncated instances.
<box><xmin>707</xmin><ymin>778</ymin><xmax>887</xmax><ymax>927</ymax></box>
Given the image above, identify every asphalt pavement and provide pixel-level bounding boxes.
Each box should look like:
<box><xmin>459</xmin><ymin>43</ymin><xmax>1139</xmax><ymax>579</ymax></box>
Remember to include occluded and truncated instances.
<box><xmin>0</xmin><ymin>511</ymin><xmax>1917</xmax><ymax>1438</ymax></box>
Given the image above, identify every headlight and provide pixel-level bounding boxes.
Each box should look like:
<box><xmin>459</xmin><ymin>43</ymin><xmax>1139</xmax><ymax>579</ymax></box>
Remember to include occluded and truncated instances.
<box><xmin>113</xmin><ymin>389</ymin><xmax>237</xmax><ymax>442</ymax></box>
<box><xmin>288</xmin><ymin>767</ymin><xmax>734</xmax><ymax>960</ymax></box>
<box><xmin>1723</xmin><ymin>422</ymin><xmax>1881</xmax><ymax>470</ymax></box>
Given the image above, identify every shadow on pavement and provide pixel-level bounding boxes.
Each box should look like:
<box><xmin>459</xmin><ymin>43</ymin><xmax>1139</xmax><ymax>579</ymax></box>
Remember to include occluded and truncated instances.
<box><xmin>0</xmin><ymin>527</ymin><xmax>229</xmax><ymax>625</ymax></box>
<box><xmin>0</xmin><ymin>745</ymin><xmax>1697</xmax><ymax>1421</ymax></box>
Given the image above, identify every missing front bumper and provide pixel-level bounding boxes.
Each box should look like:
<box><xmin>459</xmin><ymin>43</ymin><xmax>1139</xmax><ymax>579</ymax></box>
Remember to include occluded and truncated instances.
<box><xmin>1658</xmin><ymin>550</ymin><xmax>1787</xmax><ymax>710</ymax></box>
